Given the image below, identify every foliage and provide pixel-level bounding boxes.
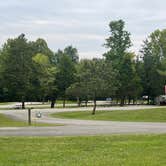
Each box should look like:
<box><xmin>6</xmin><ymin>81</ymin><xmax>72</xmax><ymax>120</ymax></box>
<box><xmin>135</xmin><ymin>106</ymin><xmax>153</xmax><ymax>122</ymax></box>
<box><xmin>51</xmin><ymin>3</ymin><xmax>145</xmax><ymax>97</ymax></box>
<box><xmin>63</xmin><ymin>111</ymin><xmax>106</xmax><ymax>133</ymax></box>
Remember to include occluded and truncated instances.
<box><xmin>67</xmin><ymin>59</ymin><xmax>117</xmax><ymax>114</ymax></box>
<box><xmin>0</xmin><ymin>19</ymin><xmax>166</xmax><ymax>107</ymax></box>
<box><xmin>64</xmin><ymin>45</ymin><xmax>79</xmax><ymax>63</ymax></box>
<box><xmin>0</xmin><ymin>34</ymin><xmax>34</xmax><ymax>107</ymax></box>
<box><xmin>104</xmin><ymin>20</ymin><xmax>142</xmax><ymax>105</ymax></box>
<box><xmin>32</xmin><ymin>53</ymin><xmax>57</xmax><ymax>103</ymax></box>
<box><xmin>140</xmin><ymin>29</ymin><xmax>166</xmax><ymax>102</ymax></box>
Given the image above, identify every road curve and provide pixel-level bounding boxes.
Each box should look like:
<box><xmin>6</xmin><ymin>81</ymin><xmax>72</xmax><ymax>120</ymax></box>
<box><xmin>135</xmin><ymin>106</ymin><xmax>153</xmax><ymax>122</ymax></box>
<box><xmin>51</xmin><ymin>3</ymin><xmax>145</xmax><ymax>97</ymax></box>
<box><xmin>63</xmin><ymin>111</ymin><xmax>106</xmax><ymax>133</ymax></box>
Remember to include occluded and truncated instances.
<box><xmin>0</xmin><ymin>105</ymin><xmax>166</xmax><ymax>136</ymax></box>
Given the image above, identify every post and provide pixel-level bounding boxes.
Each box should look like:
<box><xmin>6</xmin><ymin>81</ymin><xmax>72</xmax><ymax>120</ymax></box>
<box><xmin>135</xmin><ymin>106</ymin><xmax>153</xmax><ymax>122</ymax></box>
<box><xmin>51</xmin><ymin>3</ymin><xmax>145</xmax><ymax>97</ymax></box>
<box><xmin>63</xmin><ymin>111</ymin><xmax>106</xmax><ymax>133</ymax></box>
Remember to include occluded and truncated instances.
<box><xmin>28</xmin><ymin>108</ymin><xmax>31</xmax><ymax>125</ymax></box>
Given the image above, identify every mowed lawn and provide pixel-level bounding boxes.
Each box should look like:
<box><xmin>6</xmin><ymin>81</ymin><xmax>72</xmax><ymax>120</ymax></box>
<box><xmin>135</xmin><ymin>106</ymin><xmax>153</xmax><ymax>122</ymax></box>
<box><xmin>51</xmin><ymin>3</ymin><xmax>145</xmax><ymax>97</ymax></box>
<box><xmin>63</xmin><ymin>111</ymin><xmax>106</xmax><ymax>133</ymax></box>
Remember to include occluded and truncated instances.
<box><xmin>52</xmin><ymin>108</ymin><xmax>166</xmax><ymax>122</ymax></box>
<box><xmin>0</xmin><ymin>135</ymin><xmax>166</xmax><ymax>166</ymax></box>
<box><xmin>0</xmin><ymin>102</ymin><xmax>16</xmax><ymax>105</ymax></box>
<box><xmin>0</xmin><ymin>114</ymin><xmax>60</xmax><ymax>127</ymax></box>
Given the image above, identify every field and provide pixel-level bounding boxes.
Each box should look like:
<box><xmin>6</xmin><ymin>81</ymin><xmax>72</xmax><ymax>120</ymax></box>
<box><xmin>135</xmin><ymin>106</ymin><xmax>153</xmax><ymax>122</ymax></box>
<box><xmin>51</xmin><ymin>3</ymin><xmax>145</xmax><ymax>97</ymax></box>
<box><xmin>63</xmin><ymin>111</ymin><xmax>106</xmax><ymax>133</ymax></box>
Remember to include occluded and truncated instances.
<box><xmin>0</xmin><ymin>134</ymin><xmax>166</xmax><ymax>166</ymax></box>
<box><xmin>0</xmin><ymin>102</ymin><xmax>16</xmax><ymax>105</ymax></box>
<box><xmin>0</xmin><ymin>114</ymin><xmax>60</xmax><ymax>127</ymax></box>
<box><xmin>52</xmin><ymin>108</ymin><xmax>166</xmax><ymax>122</ymax></box>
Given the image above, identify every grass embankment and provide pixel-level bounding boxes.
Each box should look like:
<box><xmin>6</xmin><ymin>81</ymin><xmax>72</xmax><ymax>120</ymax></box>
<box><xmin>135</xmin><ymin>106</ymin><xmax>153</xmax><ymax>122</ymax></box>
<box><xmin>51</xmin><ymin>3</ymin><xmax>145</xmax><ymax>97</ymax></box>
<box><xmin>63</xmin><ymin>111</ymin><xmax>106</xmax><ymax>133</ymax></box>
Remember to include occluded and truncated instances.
<box><xmin>0</xmin><ymin>135</ymin><xmax>166</xmax><ymax>166</ymax></box>
<box><xmin>52</xmin><ymin>108</ymin><xmax>166</xmax><ymax>122</ymax></box>
<box><xmin>0</xmin><ymin>114</ymin><xmax>60</xmax><ymax>127</ymax></box>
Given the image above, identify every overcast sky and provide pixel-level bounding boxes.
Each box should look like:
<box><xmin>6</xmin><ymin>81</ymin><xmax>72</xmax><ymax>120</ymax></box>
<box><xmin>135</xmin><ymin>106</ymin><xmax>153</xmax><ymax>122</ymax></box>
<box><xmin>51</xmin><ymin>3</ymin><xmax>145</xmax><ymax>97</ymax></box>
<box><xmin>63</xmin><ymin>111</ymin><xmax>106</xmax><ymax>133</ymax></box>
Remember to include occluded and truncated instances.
<box><xmin>0</xmin><ymin>0</ymin><xmax>166</xmax><ymax>59</ymax></box>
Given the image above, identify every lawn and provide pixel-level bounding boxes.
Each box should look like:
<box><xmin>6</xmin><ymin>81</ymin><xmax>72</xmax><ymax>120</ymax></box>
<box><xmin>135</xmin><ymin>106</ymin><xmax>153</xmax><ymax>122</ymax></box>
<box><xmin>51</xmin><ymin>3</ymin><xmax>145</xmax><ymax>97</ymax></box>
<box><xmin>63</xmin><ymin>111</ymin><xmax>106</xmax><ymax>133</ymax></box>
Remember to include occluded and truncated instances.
<box><xmin>52</xmin><ymin>108</ymin><xmax>166</xmax><ymax>122</ymax></box>
<box><xmin>56</xmin><ymin>100</ymin><xmax>76</xmax><ymax>104</ymax></box>
<box><xmin>0</xmin><ymin>102</ymin><xmax>16</xmax><ymax>105</ymax></box>
<box><xmin>0</xmin><ymin>134</ymin><xmax>166</xmax><ymax>166</ymax></box>
<box><xmin>0</xmin><ymin>114</ymin><xmax>60</xmax><ymax>127</ymax></box>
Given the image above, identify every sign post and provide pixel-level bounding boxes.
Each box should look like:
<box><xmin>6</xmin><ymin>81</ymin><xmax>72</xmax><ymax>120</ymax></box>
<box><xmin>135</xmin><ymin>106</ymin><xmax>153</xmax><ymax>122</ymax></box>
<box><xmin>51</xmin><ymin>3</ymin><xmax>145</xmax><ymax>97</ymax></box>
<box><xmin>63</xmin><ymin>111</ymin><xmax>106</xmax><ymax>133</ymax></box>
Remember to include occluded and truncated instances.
<box><xmin>28</xmin><ymin>108</ymin><xmax>31</xmax><ymax>126</ymax></box>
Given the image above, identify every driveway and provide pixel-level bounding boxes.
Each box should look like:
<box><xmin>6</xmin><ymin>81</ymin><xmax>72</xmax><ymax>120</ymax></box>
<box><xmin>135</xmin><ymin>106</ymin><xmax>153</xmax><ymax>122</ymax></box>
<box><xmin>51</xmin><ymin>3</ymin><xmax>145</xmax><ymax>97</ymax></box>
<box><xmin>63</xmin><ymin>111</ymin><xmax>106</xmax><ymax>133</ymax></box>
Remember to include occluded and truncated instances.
<box><xmin>0</xmin><ymin>105</ymin><xmax>166</xmax><ymax>136</ymax></box>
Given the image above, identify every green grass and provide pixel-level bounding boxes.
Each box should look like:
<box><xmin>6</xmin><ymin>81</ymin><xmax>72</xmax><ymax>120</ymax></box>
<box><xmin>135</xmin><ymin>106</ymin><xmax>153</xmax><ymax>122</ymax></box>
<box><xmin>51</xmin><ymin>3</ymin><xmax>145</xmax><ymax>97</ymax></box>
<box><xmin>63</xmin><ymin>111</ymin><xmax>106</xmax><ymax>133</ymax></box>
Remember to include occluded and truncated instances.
<box><xmin>52</xmin><ymin>108</ymin><xmax>166</xmax><ymax>122</ymax></box>
<box><xmin>0</xmin><ymin>102</ymin><xmax>16</xmax><ymax>105</ymax></box>
<box><xmin>56</xmin><ymin>100</ymin><xmax>76</xmax><ymax>104</ymax></box>
<box><xmin>0</xmin><ymin>108</ymin><xmax>13</xmax><ymax>110</ymax></box>
<box><xmin>0</xmin><ymin>114</ymin><xmax>61</xmax><ymax>127</ymax></box>
<box><xmin>26</xmin><ymin>105</ymin><xmax>79</xmax><ymax>109</ymax></box>
<box><xmin>0</xmin><ymin>134</ymin><xmax>166</xmax><ymax>166</ymax></box>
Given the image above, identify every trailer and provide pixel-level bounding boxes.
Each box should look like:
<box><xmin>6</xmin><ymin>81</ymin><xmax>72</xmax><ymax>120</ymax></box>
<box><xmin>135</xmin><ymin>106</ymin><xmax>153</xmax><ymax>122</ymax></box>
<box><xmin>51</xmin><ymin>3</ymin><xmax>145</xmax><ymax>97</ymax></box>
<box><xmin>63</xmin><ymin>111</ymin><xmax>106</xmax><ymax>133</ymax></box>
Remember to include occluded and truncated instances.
<box><xmin>155</xmin><ymin>95</ymin><xmax>166</xmax><ymax>105</ymax></box>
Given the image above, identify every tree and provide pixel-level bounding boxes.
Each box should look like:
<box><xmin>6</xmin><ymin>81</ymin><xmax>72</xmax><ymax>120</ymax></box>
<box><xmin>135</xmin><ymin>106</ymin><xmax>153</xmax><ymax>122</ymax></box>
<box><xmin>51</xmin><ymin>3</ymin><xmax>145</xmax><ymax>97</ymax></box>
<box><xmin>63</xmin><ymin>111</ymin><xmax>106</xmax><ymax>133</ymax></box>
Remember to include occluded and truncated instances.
<box><xmin>104</xmin><ymin>20</ymin><xmax>141</xmax><ymax>105</ymax></box>
<box><xmin>64</xmin><ymin>46</ymin><xmax>79</xmax><ymax>63</ymax></box>
<box><xmin>0</xmin><ymin>34</ymin><xmax>34</xmax><ymax>108</ymax></box>
<box><xmin>104</xmin><ymin>20</ymin><xmax>132</xmax><ymax>62</ymax></box>
<box><xmin>66</xmin><ymin>82</ymin><xmax>87</xmax><ymax>107</ymax></box>
<box><xmin>140</xmin><ymin>29</ymin><xmax>166</xmax><ymax>103</ymax></box>
<box><xmin>31</xmin><ymin>38</ymin><xmax>54</xmax><ymax>60</ymax></box>
<box><xmin>157</xmin><ymin>60</ymin><xmax>166</xmax><ymax>77</ymax></box>
<box><xmin>32</xmin><ymin>53</ymin><xmax>57</xmax><ymax>108</ymax></box>
<box><xmin>69</xmin><ymin>59</ymin><xmax>117</xmax><ymax>114</ymax></box>
<box><xmin>56</xmin><ymin>52</ymin><xmax>76</xmax><ymax>107</ymax></box>
<box><xmin>117</xmin><ymin>52</ymin><xmax>142</xmax><ymax>105</ymax></box>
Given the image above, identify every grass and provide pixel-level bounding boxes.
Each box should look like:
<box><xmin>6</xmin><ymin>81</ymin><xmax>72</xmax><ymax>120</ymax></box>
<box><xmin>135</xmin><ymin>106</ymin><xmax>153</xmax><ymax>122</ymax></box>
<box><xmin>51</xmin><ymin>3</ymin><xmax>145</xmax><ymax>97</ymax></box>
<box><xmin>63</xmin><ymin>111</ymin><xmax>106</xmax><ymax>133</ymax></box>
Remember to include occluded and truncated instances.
<box><xmin>52</xmin><ymin>108</ymin><xmax>166</xmax><ymax>122</ymax></box>
<box><xmin>26</xmin><ymin>105</ymin><xmax>79</xmax><ymax>109</ymax></box>
<box><xmin>0</xmin><ymin>102</ymin><xmax>16</xmax><ymax>105</ymax></box>
<box><xmin>0</xmin><ymin>114</ymin><xmax>61</xmax><ymax>127</ymax></box>
<box><xmin>0</xmin><ymin>108</ymin><xmax>13</xmax><ymax>110</ymax></box>
<box><xmin>56</xmin><ymin>100</ymin><xmax>76</xmax><ymax>104</ymax></box>
<box><xmin>0</xmin><ymin>134</ymin><xmax>166</xmax><ymax>166</ymax></box>
<box><xmin>0</xmin><ymin>102</ymin><xmax>16</xmax><ymax>106</ymax></box>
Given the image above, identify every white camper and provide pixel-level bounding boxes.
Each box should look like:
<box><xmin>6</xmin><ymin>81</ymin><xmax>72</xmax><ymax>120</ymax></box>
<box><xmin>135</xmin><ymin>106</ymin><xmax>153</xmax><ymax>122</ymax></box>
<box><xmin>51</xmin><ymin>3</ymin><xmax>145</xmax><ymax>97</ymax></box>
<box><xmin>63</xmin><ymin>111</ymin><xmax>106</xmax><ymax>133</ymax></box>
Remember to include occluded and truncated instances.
<box><xmin>155</xmin><ymin>95</ymin><xmax>166</xmax><ymax>105</ymax></box>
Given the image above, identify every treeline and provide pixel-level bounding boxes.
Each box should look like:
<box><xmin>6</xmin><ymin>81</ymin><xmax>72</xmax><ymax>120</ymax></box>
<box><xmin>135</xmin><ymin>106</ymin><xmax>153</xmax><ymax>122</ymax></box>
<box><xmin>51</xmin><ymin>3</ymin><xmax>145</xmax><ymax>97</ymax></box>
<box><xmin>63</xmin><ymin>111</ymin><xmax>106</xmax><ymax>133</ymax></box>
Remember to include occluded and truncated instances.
<box><xmin>0</xmin><ymin>20</ymin><xmax>166</xmax><ymax>113</ymax></box>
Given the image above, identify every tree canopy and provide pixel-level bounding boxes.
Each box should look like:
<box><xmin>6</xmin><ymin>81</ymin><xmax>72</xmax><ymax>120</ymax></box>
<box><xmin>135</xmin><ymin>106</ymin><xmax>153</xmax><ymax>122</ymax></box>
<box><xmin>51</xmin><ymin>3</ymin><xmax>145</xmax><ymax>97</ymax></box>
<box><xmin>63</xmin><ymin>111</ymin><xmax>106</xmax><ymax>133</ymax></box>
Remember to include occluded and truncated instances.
<box><xmin>0</xmin><ymin>19</ymin><xmax>166</xmax><ymax>110</ymax></box>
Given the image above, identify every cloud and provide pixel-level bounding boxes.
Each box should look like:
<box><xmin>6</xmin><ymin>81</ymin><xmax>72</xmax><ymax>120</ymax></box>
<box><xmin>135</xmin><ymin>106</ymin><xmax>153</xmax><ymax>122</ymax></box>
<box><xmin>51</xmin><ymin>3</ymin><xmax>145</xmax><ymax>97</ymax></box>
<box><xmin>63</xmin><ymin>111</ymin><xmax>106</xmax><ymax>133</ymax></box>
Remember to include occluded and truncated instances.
<box><xmin>0</xmin><ymin>0</ymin><xmax>166</xmax><ymax>59</ymax></box>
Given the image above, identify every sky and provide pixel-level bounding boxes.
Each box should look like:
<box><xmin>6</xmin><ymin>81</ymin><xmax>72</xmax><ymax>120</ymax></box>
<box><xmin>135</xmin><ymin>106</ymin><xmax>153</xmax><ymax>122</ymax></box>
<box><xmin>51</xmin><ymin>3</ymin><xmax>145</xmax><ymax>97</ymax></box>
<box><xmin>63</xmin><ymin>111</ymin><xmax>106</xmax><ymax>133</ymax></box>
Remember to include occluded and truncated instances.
<box><xmin>0</xmin><ymin>0</ymin><xmax>166</xmax><ymax>59</ymax></box>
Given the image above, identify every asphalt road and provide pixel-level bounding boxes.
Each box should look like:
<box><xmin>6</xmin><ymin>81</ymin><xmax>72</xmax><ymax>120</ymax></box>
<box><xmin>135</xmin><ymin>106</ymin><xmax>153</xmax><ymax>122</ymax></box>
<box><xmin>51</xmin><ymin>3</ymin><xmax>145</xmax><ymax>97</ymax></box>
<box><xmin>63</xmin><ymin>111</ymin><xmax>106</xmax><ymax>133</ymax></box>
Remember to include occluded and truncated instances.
<box><xmin>0</xmin><ymin>105</ymin><xmax>166</xmax><ymax>136</ymax></box>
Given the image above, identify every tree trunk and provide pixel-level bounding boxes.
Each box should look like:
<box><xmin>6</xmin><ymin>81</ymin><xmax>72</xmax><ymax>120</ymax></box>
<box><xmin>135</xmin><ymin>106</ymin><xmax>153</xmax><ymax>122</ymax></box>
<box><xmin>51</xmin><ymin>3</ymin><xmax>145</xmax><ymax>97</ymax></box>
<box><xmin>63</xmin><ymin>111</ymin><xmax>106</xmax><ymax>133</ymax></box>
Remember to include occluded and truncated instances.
<box><xmin>151</xmin><ymin>97</ymin><xmax>155</xmax><ymax>105</ymax></box>
<box><xmin>147</xmin><ymin>96</ymin><xmax>150</xmax><ymax>105</ymax></box>
<box><xmin>128</xmin><ymin>97</ymin><xmax>131</xmax><ymax>105</ymax></box>
<box><xmin>85</xmin><ymin>100</ymin><xmax>88</xmax><ymax>107</ymax></box>
<box><xmin>77</xmin><ymin>97</ymin><xmax>81</xmax><ymax>107</ymax></box>
<box><xmin>21</xmin><ymin>96</ymin><xmax>25</xmax><ymax>109</ymax></box>
<box><xmin>116</xmin><ymin>98</ymin><xmax>119</xmax><ymax>105</ymax></box>
<box><xmin>133</xmin><ymin>99</ymin><xmax>135</xmax><ymax>105</ymax></box>
<box><xmin>63</xmin><ymin>98</ymin><xmax>66</xmax><ymax>108</ymax></box>
<box><xmin>42</xmin><ymin>97</ymin><xmax>45</xmax><ymax>104</ymax></box>
<box><xmin>92</xmin><ymin>99</ymin><xmax>97</xmax><ymax>115</ymax></box>
<box><xmin>51</xmin><ymin>97</ymin><xmax>55</xmax><ymax>108</ymax></box>
<box><xmin>78</xmin><ymin>100</ymin><xmax>81</xmax><ymax>107</ymax></box>
<box><xmin>120</xmin><ymin>97</ymin><xmax>125</xmax><ymax>106</ymax></box>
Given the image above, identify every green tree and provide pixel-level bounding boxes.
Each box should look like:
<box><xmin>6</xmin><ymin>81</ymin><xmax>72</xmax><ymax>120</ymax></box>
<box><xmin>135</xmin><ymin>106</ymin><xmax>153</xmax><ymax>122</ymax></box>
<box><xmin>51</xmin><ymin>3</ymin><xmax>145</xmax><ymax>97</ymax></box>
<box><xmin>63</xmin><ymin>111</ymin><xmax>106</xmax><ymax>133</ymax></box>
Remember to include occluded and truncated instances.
<box><xmin>140</xmin><ymin>29</ymin><xmax>166</xmax><ymax>103</ymax></box>
<box><xmin>104</xmin><ymin>19</ymin><xmax>132</xmax><ymax>62</ymax></box>
<box><xmin>0</xmin><ymin>34</ymin><xmax>34</xmax><ymax>108</ymax></box>
<box><xmin>66</xmin><ymin>82</ymin><xmax>87</xmax><ymax>107</ymax></box>
<box><xmin>32</xmin><ymin>53</ymin><xmax>57</xmax><ymax>108</ymax></box>
<box><xmin>31</xmin><ymin>38</ymin><xmax>54</xmax><ymax>60</ymax></box>
<box><xmin>64</xmin><ymin>46</ymin><xmax>79</xmax><ymax>63</ymax></box>
<box><xmin>70</xmin><ymin>59</ymin><xmax>117</xmax><ymax>114</ymax></box>
<box><xmin>56</xmin><ymin>52</ymin><xmax>76</xmax><ymax>107</ymax></box>
<box><xmin>104</xmin><ymin>20</ymin><xmax>141</xmax><ymax>105</ymax></box>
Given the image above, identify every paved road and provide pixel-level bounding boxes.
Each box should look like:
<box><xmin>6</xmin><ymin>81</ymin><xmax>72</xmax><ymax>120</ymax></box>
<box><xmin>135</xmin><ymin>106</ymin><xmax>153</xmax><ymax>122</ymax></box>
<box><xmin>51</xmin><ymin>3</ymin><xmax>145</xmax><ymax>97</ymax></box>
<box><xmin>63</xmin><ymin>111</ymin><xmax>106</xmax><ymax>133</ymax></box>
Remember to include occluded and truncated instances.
<box><xmin>0</xmin><ymin>105</ymin><xmax>166</xmax><ymax>136</ymax></box>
